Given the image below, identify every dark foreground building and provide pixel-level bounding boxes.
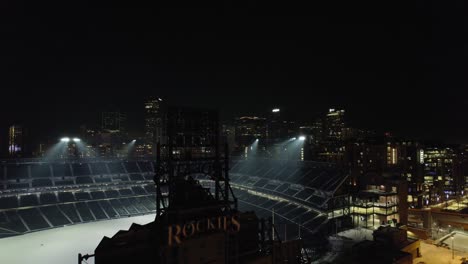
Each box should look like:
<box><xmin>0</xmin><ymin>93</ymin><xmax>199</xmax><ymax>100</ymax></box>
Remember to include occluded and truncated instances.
<box><xmin>345</xmin><ymin>226</ymin><xmax>420</xmax><ymax>264</ymax></box>
<box><xmin>93</xmin><ymin>177</ymin><xmax>307</xmax><ymax>263</ymax></box>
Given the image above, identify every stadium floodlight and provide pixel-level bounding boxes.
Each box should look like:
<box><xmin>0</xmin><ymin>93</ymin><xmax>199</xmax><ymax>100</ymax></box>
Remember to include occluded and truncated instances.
<box><xmin>272</xmin><ymin>108</ymin><xmax>280</xmax><ymax>113</ymax></box>
<box><xmin>73</xmin><ymin>138</ymin><xmax>81</xmax><ymax>142</ymax></box>
<box><xmin>60</xmin><ymin>137</ymin><xmax>70</xmax><ymax>142</ymax></box>
<box><xmin>299</xmin><ymin>136</ymin><xmax>306</xmax><ymax>141</ymax></box>
<box><xmin>256</xmin><ymin>138</ymin><xmax>259</xmax><ymax>141</ymax></box>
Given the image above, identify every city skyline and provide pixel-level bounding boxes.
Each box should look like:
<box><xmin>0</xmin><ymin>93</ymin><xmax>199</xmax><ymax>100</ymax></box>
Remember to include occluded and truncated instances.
<box><xmin>1</xmin><ymin>1</ymin><xmax>467</xmax><ymax>143</ymax></box>
<box><xmin>2</xmin><ymin>102</ymin><xmax>467</xmax><ymax>147</ymax></box>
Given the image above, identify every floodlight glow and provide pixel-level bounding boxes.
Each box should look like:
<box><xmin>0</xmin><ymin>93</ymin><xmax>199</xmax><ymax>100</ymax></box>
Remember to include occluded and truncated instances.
<box><xmin>272</xmin><ymin>108</ymin><xmax>280</xmax><ymax>113</ymax></box>
<box><xmin>255</xmin><ymin>139</ymin><xmax>259</xmax><ymax>141</ymax></box>
<box><xmin>60</xmin><ymin>137</ymin><xmax>70</xmax><ymax>142</ymax></box>
<box><xmin>299</xmin><ymin>136</ymin><xmax>306</xmax><ymax>140</ymax></box>
<box><xmin>291</xmin><ymin>137</ymin><xmax>296</xmax><ymax>140</ymax></box>
<box><xmin>73</xmin><ymin>138</ymin><xmax>81</xmax><ymax>142</ymax></box>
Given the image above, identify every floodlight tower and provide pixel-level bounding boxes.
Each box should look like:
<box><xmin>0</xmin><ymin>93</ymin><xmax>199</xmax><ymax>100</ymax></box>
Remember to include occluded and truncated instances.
<box><xmin>59</xmin><ymin>137</ymin><xmax>83</xmax><ymax>158</ymax></box>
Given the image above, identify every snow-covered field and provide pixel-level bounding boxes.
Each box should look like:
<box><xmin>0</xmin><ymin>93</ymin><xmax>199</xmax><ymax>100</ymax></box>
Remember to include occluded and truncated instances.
<box><xmin>0</xmin><ymin>214</ymin><xmax>156</xmax><ymax>264</ymax></box>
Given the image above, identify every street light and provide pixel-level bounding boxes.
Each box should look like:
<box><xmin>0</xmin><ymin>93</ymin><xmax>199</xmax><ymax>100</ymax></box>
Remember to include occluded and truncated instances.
<box><xmin>445</xmin><ymin>193</ymin><xmax>450</xmax><ymax>210</ymax></box>
<box><xmin>451</xmin><ymin>234</ymin><xmax>454</xmax><ymax>260</ymax></box>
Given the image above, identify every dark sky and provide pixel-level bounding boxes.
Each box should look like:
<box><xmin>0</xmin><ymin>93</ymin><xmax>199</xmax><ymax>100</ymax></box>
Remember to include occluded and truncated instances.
<box><xmin>1</xmin><ymin>1</ymin><xmax>467</xmax><ymax>142</ymax></box>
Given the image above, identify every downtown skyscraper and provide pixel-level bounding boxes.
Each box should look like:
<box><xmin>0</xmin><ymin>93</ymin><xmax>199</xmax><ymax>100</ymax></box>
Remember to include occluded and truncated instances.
<box><xmin>144</xmin><ymin>97</ymin><xmax>165</xmax><ymax>146</ymax></box>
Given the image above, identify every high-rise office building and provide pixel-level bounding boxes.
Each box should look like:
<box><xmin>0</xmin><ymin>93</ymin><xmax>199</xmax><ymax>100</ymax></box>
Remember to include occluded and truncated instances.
<box><xmin>460</xmin><ymin>145</ymin><xmax>468</xmax><ymax>194</ymax></box>
<box><xmin>100</xmin><ymin>111</ymin><xmax>127</xmax><ymax>157</ymax></box>
<box><xmin>102</xmin><ymin>112</ymin><xmax>126</xmax><ymax>133</ymax></box>
<box><xmin>8</xmin><ymin>125</ymin><xmax>24</xmax><ymax>157</ymax></box>
<box><xmin>143</xmin><ymin>97</ymin><xmax>165</xmax><ymax>158</ymax></box>
<box><xmin>265</xmin><ymin>108</ymin><xmax>297</xmax><ymax>143</ymax></box>
<box><xmin>222</xmin><ymin>123</ymin><xmax>236</xmax><ymax>151</ymax></box>
<box><xmin>311</xmin><ymin>119</ymin><xmax>324</xmax><ymax>146</ymax></box>
<box><xmin>266</xmin><ymin>108</ymin><xmax>281</xmax><ymax>142</ymax></box>
<box><xmin>345</xmin><ymin>135</ymin><xmax>426</xmax><ymax>206</ymax></box>
<box><xmin>234</xmin><ymin>116</ymin><xmax>267</xmax><ymax>146</ymax></box>
<box><xmin>232</xmin><ymin>116</ymin><xmax>267</xmax><ymax>157</ymax></box>
<box><xmin>421</xmin><ymin>146</ymin><xmax>463</xmax><ymax>202</ymax></box>
<box><xmin>325</xmin><ymin>109</ymin><xmax>345</xmax><ymax>143</ymax></box>
<box><xmin>423</xmin><ymin>147</ymin><xmax>454</xmax><ymax>187</ymax></box>
<box><xmin>144</xmin><ymin>97</ymin><xmax>165</xmax><ymax>145</ymax></box>
<box><xmin>164</xmin><ymin>106</ymin><xmax>219</xmax><ymax>159</ymax></box>
<box><xmin>319</xmin><ymin>109</ymin><xmax>346</xmax><ymax>163</ymax></box>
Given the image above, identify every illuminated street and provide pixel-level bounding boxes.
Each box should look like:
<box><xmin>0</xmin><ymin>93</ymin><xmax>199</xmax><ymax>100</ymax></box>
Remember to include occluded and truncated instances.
<box><xmin>413</xmin><ymin>241</ymin><xmax>468</xmax><ymax>264</ymax></box>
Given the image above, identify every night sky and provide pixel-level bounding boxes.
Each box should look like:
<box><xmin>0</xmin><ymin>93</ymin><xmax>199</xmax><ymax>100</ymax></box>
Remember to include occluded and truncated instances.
<box><xmin>1</xmin><ymin>1</ymin><xmax>466</xmax><ymax>142</ymax></box>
